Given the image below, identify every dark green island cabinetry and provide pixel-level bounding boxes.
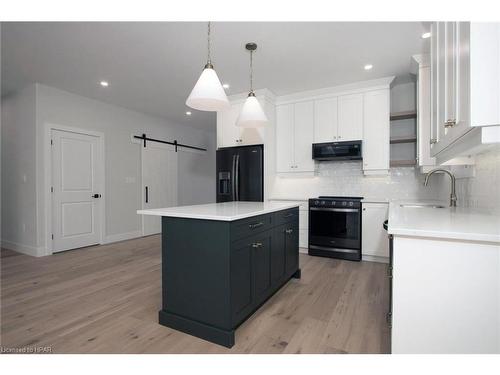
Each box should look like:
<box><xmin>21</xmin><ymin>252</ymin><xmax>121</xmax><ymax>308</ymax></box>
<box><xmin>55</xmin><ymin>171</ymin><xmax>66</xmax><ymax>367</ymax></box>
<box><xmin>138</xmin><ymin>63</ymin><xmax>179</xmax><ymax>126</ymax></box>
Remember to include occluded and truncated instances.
<box><xmin>158</xmin><ymin>206</ymin><xmax>300</xmax><ymax>347</ymax></box>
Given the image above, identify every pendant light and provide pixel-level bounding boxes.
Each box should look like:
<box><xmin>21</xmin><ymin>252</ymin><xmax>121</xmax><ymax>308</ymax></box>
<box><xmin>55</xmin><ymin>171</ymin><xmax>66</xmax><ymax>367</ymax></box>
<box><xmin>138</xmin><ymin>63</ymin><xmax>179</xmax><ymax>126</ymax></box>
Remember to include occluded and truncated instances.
<box><xmin>186</xmin><ymin>22</ymin><xmax>230</xmax><ymax>112</ymax></box>
<box><xmin>236</xmin><ymin>43</ymin><xmax>268</xmax><ymax>127</ymax></box>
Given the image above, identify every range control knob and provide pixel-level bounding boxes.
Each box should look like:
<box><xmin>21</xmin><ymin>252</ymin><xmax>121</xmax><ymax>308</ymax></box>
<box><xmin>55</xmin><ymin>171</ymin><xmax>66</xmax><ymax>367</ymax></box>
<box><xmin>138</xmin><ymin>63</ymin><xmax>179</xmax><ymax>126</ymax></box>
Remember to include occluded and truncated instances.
<box><xmin>349</xmin><ymin>201</ymin><xmax>354</xmax><ymax>206</ymax></box>
<box><xmin>321</xmin><ymin>200</ymin><xmax>326</xmax><ymax>205</ymax></box>
<box><xmin>314</xmin><ymin>200</ymin><xmax>320</xmax><ymax>205</ymax></box>
<box><xmin>342</xmin><ymin>201</ymin><xmax>347</xmax><ymax>206</ymax></box>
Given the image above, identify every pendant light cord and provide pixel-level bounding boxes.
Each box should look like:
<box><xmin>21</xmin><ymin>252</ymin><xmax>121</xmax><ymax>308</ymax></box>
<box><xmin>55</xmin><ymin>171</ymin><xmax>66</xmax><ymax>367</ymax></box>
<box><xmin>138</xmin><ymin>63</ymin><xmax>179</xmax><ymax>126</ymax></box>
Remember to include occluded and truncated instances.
<box><xmin>207</xmin><ymin>21</ymin><xmax>212</xmax><ymax>64</ymax></box>
<box><xmin>250</xmin><ymin>50</ymin><xmax>254</xmax><ymax>93</ymax></box>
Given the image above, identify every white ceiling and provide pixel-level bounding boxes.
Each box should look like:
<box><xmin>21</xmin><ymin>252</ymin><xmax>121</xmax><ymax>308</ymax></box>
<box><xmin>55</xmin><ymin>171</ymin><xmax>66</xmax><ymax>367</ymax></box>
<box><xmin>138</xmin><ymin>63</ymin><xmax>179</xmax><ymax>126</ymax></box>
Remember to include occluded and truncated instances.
<box><xmin>1</xmin><ymin>22</ymin><xmax>427</xmax><ymax>130</ymax></box>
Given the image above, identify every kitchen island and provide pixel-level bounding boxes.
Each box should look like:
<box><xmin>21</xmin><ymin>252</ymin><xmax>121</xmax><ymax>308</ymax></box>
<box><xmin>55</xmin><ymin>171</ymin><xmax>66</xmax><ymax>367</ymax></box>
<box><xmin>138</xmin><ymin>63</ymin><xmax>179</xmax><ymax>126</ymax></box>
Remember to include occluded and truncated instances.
<box><xmin>137</xmin><ymin>201</ymin><xmax>301</xmax><ymax>348</ymax></box>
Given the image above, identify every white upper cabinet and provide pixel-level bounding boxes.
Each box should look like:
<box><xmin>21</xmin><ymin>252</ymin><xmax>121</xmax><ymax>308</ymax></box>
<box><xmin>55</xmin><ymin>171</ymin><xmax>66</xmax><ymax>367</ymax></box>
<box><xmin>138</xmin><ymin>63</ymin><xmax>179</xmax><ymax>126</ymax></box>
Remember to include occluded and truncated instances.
<box><xmin>276</xmin><ymin>104</ymin><xmax>295</xmax><ymax>172</ymax></box>
<box><xmin>412</xmin><ymin>54</ymin><xmax>436</xmax><ymax>172</ymax></box>
<box><xmin>217</xmin><ymin>98</ymin><xmax>266</xmax><ymax>148</ymax></box>
<box><xmin>293</xmin><ymin>101</ymin><xmax>315</xmax><ymax>172</ymax></box>
<box><xmin>314</xmin><ymin>97</ymin><xmax>338</xmax><ymax>143</ymax></box>
<box><xmin>362</xmin><ymin>89</ymin><xmax>390</xmax><ymax>174</ymax></box>
<box><xmin>337</xmin><ymin>94</ymin><xmax>363</xmax><ymax>141</ymax></box>
<box><xmin>430</xmin><ymin>22</ymin><xmax>500</xmax><ymax>162</ymax></box>
<box><xmin>276</xmin><ymin>101</ymin><xmax>314</xmax><ymax>173</ymax></box>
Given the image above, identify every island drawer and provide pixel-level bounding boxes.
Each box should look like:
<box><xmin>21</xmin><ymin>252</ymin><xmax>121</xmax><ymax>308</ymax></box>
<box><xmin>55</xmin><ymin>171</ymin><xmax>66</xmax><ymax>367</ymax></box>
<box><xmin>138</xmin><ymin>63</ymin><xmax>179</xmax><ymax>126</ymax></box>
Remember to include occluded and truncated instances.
<box><xmin>231</xmin><ymin>213</ymin><xmax>273</xmax><ymax>241</ymax></box>
<box><xmin>273</xmin><ymin>207</ymin><xmax>299</xmax><ymax>226</ymax></box>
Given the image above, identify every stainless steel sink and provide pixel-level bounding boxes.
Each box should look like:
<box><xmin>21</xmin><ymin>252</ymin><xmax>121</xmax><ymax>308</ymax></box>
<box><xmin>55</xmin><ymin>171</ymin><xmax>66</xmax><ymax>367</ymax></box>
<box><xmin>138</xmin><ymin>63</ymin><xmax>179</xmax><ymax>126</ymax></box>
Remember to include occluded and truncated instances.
<box><xmin>400</xmin><ymin>204</ymin><xmax>446</xmax><ymax>209</ymax></box>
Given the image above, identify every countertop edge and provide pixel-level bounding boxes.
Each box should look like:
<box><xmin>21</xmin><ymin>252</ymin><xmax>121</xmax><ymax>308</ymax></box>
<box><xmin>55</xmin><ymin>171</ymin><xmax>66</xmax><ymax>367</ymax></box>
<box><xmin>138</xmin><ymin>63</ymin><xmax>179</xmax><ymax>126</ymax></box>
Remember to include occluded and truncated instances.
<box><xmin>137</xmin><ymin>203</ymin><xmax>301</xmax><ymax>221</ymax></box>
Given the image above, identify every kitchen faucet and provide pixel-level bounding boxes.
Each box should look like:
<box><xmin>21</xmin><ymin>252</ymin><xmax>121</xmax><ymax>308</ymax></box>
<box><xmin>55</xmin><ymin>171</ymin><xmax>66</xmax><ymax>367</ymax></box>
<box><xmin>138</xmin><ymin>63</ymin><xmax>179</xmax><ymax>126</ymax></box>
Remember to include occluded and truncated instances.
<box><xmin>424</xmin><ymin>168</ymin><xmax>457</xmax><ymax>207</ymax></box>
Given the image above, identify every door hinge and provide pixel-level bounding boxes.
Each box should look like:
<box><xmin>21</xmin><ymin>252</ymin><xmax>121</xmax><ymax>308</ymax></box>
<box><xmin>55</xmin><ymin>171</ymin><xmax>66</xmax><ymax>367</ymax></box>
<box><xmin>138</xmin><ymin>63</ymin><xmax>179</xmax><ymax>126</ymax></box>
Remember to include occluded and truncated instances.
<box><xmin>51</xmin><ymin>234</ymin><xmax>54</xmax><ymax>240</ymax></box>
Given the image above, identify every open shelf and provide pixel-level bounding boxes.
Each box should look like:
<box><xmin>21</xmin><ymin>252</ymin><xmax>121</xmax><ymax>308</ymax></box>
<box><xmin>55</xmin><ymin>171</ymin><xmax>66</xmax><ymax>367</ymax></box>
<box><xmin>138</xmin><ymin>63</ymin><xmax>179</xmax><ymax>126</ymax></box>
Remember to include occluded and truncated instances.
<box><xmin>390</xmin><ymin>159</ymin><xmax>417</xmax><ymax>167</ymax></box>
<box><xmin>390</xmin><ymin>136</ymin><xmax>417</xmax><ymax>144</ymax></box>
<box><xmin>390</xmin><ymin>111</ymin><xmax>417</xmax><ymax>121</ymax></box>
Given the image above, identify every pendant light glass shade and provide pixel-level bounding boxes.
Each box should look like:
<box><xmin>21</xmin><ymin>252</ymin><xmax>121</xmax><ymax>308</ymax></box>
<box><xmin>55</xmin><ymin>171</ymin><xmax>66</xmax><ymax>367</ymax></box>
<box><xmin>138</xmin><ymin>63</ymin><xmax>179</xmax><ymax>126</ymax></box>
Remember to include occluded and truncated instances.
<box><xmin>186</xmin><ymin>65</ymin><xmax>230</xmax><ymax>111</ymax></box>
<box><xmin>186</xmin><ymin>22</ymin><xmax>229</xmax><ymax>112</ymax></box>
<box><xmin>236</xmin><ymin>94</ymin><xmax>268</xmax><ymax>127</ymax></box>
<box><xmin>236</xmin><ymin>43</ymin><xmax>268</xmax><ymax>127</ymax></box>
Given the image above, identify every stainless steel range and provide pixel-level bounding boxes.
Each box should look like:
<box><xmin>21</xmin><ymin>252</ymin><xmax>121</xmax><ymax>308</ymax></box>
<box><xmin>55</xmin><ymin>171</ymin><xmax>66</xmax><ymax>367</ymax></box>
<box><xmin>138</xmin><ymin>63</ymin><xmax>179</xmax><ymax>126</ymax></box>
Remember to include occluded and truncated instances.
<box><xmin>308</xmin><ymin>196</ymin><xmax>363</xmax><ymax>261</ymax></box>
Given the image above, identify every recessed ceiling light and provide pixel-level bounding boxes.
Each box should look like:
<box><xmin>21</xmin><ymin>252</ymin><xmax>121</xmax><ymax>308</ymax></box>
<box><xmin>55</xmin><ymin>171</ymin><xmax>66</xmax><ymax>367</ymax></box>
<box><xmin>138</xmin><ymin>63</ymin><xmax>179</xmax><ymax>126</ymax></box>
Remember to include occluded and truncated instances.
<box><xmin>100</xmin><ymin>81</ymin><xmax>109</xmax><ymax>87</ymax></box>
<box><xmin>222</xmin><ymin>83</ymin><xmax>230</xmax><ymax>89</ymax></box>
<box><xmin>421</xmin><ymin>32</ymin><xmax>431</xmax><ymax>39</ymax></box>
<box><xmin>364</xmin><ymin>64</ymin><xmax>373</xmax><ymax>71</ymax></box>
<box><xmin>185</xmin><ymin>111</ymin><xmax>192</xmax><ymax>116</ymax></box>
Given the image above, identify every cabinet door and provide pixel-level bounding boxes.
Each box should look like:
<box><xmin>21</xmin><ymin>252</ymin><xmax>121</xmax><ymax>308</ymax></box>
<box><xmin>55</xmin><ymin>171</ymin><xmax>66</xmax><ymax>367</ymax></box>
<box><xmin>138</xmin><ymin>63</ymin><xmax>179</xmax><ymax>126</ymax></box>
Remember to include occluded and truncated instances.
<box><xmin>276</xmin><ymin>104</ymin><xmax>295</xmax><ymax>172</ymax></box>
<box><xmin>338</xmin><ymin>94</ymin><xmax>363</xmax><ymax>141</ymax></box>
<box><xmin>361</xmin><ymin>203</ymin><xmax>389</xmax><ymax>258</ymax></box>
<box><xmin>437</xmin><ymin>22</ymin><xmax>447</xmax><ymax>149</ymax></box>
<box><xmin>220</xmin><ymin>103</ymin><xmax>242</xmax><ymax>148</ymax></box>
<box><xmin>230</xmin><ymin>238</ymin><xmax>254</xmax><ymax>325</ymax></box>
<box><xmin>252</xmin><ymin>230</ymin><xmax>273</xmax><ymax>303</ymax></box>
<box><xmin>285</xmin><ymin>221</ymin><xmax>299</xmax><ymax>276</ymax></box>
<box><xmin>271</xmin><ymin>224</ymin><xmax>287</xmax><ymax>285</ymax></box>
<box><xmin>293</xmin><ymin>101</ymin><xmax>315</xmax><ymax>172</ymax></box>
<box><xmin>314</xmin><ymin>97</ymin><xmax>338</xmax><ymax>143</ymax></box>
<box><xmin>450</xmin><ymin>22</ymin><xmax>470</xmax><ymax>140</ymax></box>
<box><xmin>417</xmin><ymin>61</ymin><xmax>435</xmax><ymax>168</ymax></box>
<box><xmin>362</xmin><ymin>89</ymin><xmax>390</xmax><ymax>174</ymax></box>
<box><xmin>430</xmin><ymin>22</ymin><xmax>439</xmax><ymax>149</ymax></box>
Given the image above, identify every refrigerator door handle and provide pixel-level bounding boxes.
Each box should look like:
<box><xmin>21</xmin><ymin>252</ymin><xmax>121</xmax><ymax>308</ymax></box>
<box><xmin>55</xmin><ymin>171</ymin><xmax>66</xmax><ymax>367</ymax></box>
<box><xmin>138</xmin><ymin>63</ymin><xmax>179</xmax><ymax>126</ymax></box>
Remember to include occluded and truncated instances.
<box><xmin>231</xmin><ymin>154</ymin><xmax>236</xmax><ymax>201</ymax></box>
<box><xmin>235</xmin><ymin>154</ymin><xmax>240</xmax><ymax>201</ymax></box>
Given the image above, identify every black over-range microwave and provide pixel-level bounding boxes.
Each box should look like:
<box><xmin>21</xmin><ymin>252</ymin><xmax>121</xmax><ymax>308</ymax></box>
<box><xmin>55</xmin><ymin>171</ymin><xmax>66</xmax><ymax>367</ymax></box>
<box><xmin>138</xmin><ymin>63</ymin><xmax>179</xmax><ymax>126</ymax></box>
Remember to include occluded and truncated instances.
<box><xmin>312</xmin><ymin>140</ymin><xmax>362</xmax><ymax>161</ymax></box>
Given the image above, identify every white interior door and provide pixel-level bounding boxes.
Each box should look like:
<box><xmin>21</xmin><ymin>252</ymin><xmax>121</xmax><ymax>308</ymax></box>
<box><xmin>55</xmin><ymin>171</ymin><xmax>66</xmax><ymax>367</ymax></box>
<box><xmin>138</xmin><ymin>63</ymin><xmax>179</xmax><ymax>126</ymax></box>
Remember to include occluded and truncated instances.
<box><xmin>142</xmin><ymin>143</ymin><xmax>178</xmax><ymax>236</ymax></box>
<box><xmin>52</xmin><ymin>129</ymin><xmax>103</xmax><ymax>253</ymax></box>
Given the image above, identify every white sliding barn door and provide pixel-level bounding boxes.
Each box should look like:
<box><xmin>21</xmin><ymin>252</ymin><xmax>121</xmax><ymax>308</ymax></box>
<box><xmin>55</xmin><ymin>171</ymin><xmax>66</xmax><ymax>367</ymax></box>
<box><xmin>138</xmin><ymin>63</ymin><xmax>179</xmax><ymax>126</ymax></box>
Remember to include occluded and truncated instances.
<box><xmin>141</xmin><ymin>143</ymin><xmax>178</xmax><ymax>236</ymax></box>
<box><xmin>52</xmin><ymin>129</ymin><xmax>103</xmax><ymax>252</ymax></box>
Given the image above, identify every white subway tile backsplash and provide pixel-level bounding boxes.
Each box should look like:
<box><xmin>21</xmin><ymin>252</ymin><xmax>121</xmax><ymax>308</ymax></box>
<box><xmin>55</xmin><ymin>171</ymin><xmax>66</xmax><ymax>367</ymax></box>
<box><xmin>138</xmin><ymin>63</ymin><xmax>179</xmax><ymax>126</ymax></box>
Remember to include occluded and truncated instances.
<box><xmin>455</xmin><ymin>149</ymin><xmax>500</xmax><ymax>211</ymax></box>
<box><xmin>272</xmin><ymin>160</ymin><xmax>448</xmax><ymax>201</ymax></box>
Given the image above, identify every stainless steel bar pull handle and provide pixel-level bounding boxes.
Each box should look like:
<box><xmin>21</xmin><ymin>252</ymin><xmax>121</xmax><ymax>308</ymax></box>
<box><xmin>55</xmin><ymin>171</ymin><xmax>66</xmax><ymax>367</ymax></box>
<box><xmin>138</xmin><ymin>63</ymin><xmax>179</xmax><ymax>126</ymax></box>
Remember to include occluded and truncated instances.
<box><xmin>285</xmin><ymin>229</ymin><xmax>293</xmax><ymax>234</ymax></box>
<box><xmin>249</xmin><ymin>222</ymin><xmax>264</xmax><ymax>229</ymax></box>
<box><xmin>251</xmin><ymin>242</ymin><xmax>263</xmax><ymax>248</ymax></box>
<box><xmin>145</xmin><ymin>186</ymin><xmax>149</xmax><ymax>203</ymax></box>
<box><xmin>235</xmin><ymin>154</ymin><xmax>240</xmax><ymax>201</ymax></box>
<box><xmin>231</xmin><ymin>155</ymin><xmax>236</xmax><ymax>201</ymax></box>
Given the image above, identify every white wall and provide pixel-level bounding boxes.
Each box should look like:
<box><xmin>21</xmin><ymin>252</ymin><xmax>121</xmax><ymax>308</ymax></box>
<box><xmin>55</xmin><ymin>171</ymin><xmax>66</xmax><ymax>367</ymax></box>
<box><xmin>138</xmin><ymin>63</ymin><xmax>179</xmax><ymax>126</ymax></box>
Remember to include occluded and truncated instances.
<box><xmin>2</xmin><ymin>83</ymin><xmax>216</xmax><ymax>256</ymax></box>
<box><xmin>1</xmin><ymin>85</ymin><xmax>39</xmax><ymax>253</ymax></box>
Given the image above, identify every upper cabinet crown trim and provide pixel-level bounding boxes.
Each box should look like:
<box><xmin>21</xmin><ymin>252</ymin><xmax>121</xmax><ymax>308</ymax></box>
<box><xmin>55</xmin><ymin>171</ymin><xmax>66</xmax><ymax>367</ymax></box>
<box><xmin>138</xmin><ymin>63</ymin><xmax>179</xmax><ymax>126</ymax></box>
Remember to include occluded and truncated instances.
<box><xmin>275</xmin><ymin>76</ymin><xmax>395</xmax><ymax>105</ymax></box>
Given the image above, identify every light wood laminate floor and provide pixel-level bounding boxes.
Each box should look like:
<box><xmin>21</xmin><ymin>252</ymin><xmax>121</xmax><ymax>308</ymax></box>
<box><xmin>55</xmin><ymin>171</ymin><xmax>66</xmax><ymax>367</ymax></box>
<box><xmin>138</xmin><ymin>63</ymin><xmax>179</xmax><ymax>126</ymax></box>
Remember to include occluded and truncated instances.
<box><xmin>1</xmin><ymin>235</ymin><xmax>390</xmax><ymax>353</ymax></box>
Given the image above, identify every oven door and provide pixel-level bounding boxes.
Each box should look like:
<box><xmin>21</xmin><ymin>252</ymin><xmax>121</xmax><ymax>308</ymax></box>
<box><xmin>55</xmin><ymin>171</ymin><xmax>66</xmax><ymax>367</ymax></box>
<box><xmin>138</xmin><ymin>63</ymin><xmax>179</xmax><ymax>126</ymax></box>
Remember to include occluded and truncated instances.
<box><xmin>309</xmin><ymin>206</ymin><xmax>361</xmax><ymax>249</ymax></box>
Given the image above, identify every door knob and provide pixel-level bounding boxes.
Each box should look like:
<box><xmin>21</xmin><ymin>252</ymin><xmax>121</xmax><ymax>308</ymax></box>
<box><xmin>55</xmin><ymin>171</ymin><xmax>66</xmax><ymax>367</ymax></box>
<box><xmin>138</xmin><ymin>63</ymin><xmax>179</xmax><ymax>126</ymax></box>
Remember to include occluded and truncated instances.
<box><xmin>92</xmin><ymin>194</ymin><xmax>101</xmax><ymax>198</ymax></box>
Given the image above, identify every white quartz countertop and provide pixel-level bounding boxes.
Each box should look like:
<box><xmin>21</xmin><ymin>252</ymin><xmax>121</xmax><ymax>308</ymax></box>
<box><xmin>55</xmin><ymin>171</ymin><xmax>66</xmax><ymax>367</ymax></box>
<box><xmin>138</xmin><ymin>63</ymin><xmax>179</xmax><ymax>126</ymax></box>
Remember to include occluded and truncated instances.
<box><xmin>137</xmin><ymin>201</ymin><xmax>300</xmax><ymax>221</ymax></box>
<box><xmin>388</xmin><ymin>200</ymin><xmax>500</xmax><ymax>243</ymax></box>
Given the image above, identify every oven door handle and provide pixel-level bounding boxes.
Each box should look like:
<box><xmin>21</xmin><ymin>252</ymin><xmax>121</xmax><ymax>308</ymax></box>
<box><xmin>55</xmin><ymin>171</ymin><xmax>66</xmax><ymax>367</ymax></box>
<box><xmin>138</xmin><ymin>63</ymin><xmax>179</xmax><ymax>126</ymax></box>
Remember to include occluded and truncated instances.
<box><xmin>309</xmin><ymin>245</ymin><xmax>359</xmax><ymax>254</ymax></box>
<box><xmin>310</xmin><ymin>207</ymin><xmax>359</xmax><ymax>213</ymax></box>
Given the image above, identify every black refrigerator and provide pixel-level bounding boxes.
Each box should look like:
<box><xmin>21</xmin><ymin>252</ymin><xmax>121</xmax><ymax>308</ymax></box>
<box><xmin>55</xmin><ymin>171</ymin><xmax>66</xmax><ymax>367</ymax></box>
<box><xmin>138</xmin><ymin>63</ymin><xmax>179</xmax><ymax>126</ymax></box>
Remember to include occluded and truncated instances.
<box><xmin>216</xmin><ymin>144</ymin><xmax>264</xmax><ymax>202</ymax></box>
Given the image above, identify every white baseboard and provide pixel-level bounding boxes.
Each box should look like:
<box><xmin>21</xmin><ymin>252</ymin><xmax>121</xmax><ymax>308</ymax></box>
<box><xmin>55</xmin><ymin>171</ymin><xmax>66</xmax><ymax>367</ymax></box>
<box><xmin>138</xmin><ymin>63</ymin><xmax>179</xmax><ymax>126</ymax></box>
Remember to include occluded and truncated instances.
<box><xmin>362</xmin><ymin>254</ymin><xmax>389</xmax><ymax>264</ymax></box>
<box><xmin>299</xmin><ymin>247</ymin><xmax>308</xmax><ymax>254</ymax></box>
<box><xmin>1</xmin><ymin>239</ymin><xmax>46</xmax><ymax>257</ymax></box>
<box><xmin>103</xmin><ymin>230</ymin><xmax>143</xmax><ymax>244</ymax></box>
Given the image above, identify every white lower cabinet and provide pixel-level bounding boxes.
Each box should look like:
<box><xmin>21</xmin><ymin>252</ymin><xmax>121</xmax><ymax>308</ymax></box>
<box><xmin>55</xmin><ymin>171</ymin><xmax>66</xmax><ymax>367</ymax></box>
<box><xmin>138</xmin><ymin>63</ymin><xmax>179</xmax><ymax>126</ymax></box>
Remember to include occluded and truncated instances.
<box><xmin>392</xmin><ymin>235</ymin><xmax>500</xmax><ymax>353</ymax></box>
<box><xmin>362</xmin><ymin>89</ymin><xmax>390</xmax><ymax>175</ymax></box>
<box><xmin>361</xmin><ymin>202</ymin><xmax>389</xmax><ymax>261</ymax></box>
